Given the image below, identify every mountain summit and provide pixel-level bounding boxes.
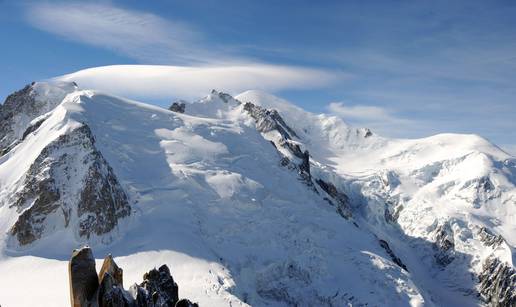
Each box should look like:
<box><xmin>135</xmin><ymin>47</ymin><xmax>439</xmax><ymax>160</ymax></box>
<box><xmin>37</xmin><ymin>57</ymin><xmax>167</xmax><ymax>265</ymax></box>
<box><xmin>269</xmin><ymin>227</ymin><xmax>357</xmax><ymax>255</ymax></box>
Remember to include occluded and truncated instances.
<box><xmin>0</xmin><ymin>72</ymin><xmax>514</xmax><ymax>306</ymax></box>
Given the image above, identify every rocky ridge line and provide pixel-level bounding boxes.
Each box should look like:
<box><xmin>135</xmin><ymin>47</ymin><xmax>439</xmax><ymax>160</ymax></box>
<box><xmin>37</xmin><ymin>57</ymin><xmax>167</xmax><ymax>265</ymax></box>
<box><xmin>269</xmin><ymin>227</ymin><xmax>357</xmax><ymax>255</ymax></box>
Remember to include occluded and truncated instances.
<box><xmin>478</xmin><ymin>256</ymin><xmax>516</xmax><ymax>307</ymax></box>
<box><xmin>241</xmin><ymin>99</ymin><xmax>353</xmax><ymax>219</ymax></box>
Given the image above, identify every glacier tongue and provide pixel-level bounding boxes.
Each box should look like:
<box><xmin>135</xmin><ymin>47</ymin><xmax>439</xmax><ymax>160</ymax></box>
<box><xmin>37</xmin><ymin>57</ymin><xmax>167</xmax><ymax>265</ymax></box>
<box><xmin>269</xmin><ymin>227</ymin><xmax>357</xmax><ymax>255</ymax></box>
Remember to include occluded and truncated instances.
<box><xmin>0</xmin><ymin>79</ymin><xmax>514</xmax><ymax>306</ymax></box>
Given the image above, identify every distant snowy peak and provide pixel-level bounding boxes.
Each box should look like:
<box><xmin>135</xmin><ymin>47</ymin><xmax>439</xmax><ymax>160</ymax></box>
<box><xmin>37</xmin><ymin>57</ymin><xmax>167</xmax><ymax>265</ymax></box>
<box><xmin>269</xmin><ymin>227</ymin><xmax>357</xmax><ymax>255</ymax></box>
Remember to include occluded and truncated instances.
<box><xmin>174</xmin><ymin>89</ymin><xmax>242</xmax><ymax>118</ymax></box>
<box><xmin>0</xmin><ymin>81</ymin><xmax>77</xmax><ymax>153</ymax></box>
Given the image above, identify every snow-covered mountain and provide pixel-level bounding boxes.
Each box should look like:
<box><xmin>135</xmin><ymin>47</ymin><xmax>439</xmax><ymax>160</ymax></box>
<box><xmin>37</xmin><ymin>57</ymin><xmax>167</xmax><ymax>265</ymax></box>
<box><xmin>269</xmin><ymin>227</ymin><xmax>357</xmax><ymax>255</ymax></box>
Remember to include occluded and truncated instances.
<box><xmin>0</xmin><ymin>69</ymin><xmax>514</xmax><ymax>306</ymax></box>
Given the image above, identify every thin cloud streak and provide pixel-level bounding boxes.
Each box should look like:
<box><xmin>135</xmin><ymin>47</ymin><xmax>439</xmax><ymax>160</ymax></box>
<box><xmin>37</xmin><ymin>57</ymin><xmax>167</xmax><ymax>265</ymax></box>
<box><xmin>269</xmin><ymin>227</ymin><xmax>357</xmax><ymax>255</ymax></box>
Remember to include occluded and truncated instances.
<box><xmin>26</xmin><ymin>2</ymin><xmax>222</xmax><ymax>64</ymax></box>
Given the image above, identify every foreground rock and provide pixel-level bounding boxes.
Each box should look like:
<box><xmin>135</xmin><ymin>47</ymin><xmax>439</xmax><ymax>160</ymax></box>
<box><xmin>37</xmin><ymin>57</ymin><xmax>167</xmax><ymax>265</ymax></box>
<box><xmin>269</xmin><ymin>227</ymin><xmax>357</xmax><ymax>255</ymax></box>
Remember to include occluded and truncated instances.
<box><xmin>69</xmin><ymin>247</ymin><xmax>99</xmax><ymax>307</ymax></box>
<box><xmin>69</xmin><ymin>246</ymin><xmax>199</xmax><ymax>307</ymax></box>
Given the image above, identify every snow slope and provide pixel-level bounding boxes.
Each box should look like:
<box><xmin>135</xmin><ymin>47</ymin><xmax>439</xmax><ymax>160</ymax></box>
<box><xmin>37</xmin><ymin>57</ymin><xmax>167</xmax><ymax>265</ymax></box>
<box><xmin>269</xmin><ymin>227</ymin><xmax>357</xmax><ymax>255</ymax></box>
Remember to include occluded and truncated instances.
<box><xmin>0</xmin><ymin>70</ymin><xmax>514</xmax><ymax>306</ymax></box>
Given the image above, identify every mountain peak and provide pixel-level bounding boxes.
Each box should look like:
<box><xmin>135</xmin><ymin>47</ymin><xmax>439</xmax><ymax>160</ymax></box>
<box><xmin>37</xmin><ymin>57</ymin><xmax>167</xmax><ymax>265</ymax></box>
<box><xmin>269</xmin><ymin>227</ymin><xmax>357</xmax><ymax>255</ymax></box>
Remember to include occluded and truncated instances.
<box><xmin>0</xmin><ymin>80</ymin><xmax>514</xmax><ymax>306</ymax></box>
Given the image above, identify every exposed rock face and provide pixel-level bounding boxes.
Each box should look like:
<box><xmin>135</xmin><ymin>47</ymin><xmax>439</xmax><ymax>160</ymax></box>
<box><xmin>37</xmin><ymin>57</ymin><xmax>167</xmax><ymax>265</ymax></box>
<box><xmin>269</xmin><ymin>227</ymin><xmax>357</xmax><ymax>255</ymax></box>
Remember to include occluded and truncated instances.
<box><xmin>9</xmin><ymin>124</ymin><xmax>131</xmax><ymax>246</ymax></box>
<box><xmin>243</xmin><ymin>101</ymin><xmax>310</xmax><ymax>179</ymax></box>
<box><xmin>76</xmin><ymin>128</ymin><xmax>131</xmax><ymax>240</ymax></box>
<box><xmin>69</xmin><ymin>247</ymin><xmax>198</xmax><ymax>307</ymax></box>
<box><xmin>243</xmin><ymin>101</ymin><xmax>354</xmax><ymax>219</ymax></box>
<box><xmin>478</xmin><ymin>226</ymin><xmax>505</xmax><ymax>247</ymax></box>
<box><xmin>139</xmin><ymin>265</ymin><xmax>179</xmax><ymax>306</ymax></box>
<box><xmin>99</xmin><ymin>254</ymin><xmax>123</xmax><ymax>287</ymax></box>
<box><xmin>169</xmin><ymin>102</ymin><xmax>186</xmax><ymax>113</ymax></box>
<box><xmin>378</xmin><ymin>240</ymin><xmax>408</xmax><ymax>271</ymax></box>
<box><xmin>69</xmin><ymin>247</ymin><xmax>99</xmax><ymax>307</ymax></box>
<box><xmin>478</xmin><ymin>257</ymin><xmax>516</xmax><ymax>307</ymax></box>
<box><xmin>21</xmin><ymin>117</ymin><xmax>46</xmax><ymax>141</ymax></box>
<box><xmin>433</xmin><ymin>223</ymin><xmax>455</xmax><ymax>266</ymax></box>
<box><xmin>98</xmin><ymin>272</ymin><xmax>131</xmax><ymax>307</ymax></box>
<box><xmin>0</xmin><ymin>84</ymin><xmax>37</xmax><ymax>153</ymax></box>
<box><xmin>463</xmin><ymin>175</ymin><xmax>501</xmax><ymax>209</ymax></box>
<box><xmin>175</xmin><ymin>299</ymin><xmax>199</xmax><ymax>307</ymax></box>
<box><xmin>243</xmin><ymin>102</ymin><xmax>297</xmax><ymax>140</ymax></box>
<box><xmin>315</xmin><ymin>179</ymin><xmax>352</xmax><ymax>219</ymax></box>
<box><xmin>211</xmin><ymin>90</ymin><xmax>237</xmax><ymax>104</ymax></box>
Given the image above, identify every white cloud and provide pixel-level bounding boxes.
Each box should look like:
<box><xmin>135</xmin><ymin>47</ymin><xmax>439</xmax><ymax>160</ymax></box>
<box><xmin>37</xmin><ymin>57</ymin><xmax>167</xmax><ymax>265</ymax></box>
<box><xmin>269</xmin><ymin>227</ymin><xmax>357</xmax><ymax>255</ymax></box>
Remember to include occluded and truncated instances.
<box><xmin>56</xmin><ymin>65</ymin><xmax>337</xmax><ymax>100</ymax></box>
<box><xmin>26</xmin><ymin>2</ymin><xmax>220</xmax><ymax>64</ymax></box>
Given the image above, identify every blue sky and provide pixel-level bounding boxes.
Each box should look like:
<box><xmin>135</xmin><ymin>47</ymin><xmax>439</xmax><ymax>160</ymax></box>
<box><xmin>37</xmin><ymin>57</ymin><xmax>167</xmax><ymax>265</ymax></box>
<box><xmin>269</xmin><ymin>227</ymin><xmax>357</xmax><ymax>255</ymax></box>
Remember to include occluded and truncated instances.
<box><xmin>1</xmin><ymin>1</ymin><xmax>515</xmax><ymax>154</ymax></box>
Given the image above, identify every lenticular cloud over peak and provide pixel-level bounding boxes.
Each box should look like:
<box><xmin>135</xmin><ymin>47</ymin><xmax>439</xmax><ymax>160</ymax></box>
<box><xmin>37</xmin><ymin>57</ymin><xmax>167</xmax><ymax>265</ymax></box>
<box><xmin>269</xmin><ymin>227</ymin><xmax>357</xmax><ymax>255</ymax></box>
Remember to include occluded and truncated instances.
<box><xmin>55</xmin><ymin>64</ymin><xmax>338</xmax><ymax>100</ymax></box>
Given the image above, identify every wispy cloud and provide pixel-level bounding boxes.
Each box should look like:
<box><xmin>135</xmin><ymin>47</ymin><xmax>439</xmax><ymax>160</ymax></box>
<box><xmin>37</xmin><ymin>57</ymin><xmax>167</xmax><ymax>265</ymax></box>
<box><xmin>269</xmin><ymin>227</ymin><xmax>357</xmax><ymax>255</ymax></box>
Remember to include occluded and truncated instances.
<box><xmin>25</xmin><ymin>2</ymin><xmax>228</xmax><ymax>64</ymax></box>
<box><xmin>24</xmin><ymin>2</ymin><xmax>338</xmax><ymax>97</ymax></box>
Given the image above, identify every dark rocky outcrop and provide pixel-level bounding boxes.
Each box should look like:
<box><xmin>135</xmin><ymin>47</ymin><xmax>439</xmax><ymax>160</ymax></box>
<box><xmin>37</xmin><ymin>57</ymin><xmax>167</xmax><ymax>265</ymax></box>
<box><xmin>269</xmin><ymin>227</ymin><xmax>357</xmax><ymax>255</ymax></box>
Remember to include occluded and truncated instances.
<box><xmin>478</xmin><ymin>226</ymin><xmax>505</xmax><ymax>248</ymax></box>
<box><xmin>243</xmin><ymin>102</ymin><xmax>297</xmax><ymax>140</ymax></box>
<box><xmin>211</xmin><ymin>90</ymin><xmax>238</xmax><ymax>104</ymax></box>
<box><xmin>69</xmin><ymin>247</ymin><xmax>99</xmax><ymax>307</ymax></box>
<box><xmin>378</xmin><ymin>240</ymin><xmax>408</xmax><ymax>271</ymax></box>
<box><xmin>68</xmin><ymin>247</ymin><xmax>198</xmax><ymax>307</ymax></box>
<box><xmin>243</xmin><ymin>101</ymin><xmax>312</xmax><ymax>181</ymax></box>
<box><xmin>478</xmin><ymin>257</ymin><xmax>516</xmax><ymax>307</ymax></box>
<box><xmin>138</xmin><ymin>265</ymin><xmax>179</xmax><ymax>306</ymax></box>
<box><xmin>175</xmin><ymin>299</ymin><xmax>199</xmax><ymax>307</ymax></box>
<box><xmin>169</xmin><ymin>102</ymin><xmax>186</xmax><ymax>113</ymax></box>
<box><xmin>299</xmin><ymin>150</ymin><xmax>310</xmax><ymax>177</ymax></box>
<box><xmin>0</xmin><ymin>84</ymin><xmax>37</xmax><ymax>153</ymax></box>
<box><xmin>10</xmin><ymin>174</ymin><xmax>61</xmax><ymax>245</ymax></box>
<box><xmin>9</xmin><ymin>124</ymin><xmax>131</xmax><ymax>245</ymax></box>
<box><xmin>433</xmin><ymin>223</ymin><xmax>455</xmax><ymax>266</ymax></box>
<box><xmin>76</xmin><ymin>127</ymin><xmax>131</xmax><ymax>239</ymax></box>
<box><xmin>465</xmin><ymin>176</ymin><xmax>501</xmax><ymax>208</ymax></box>
<box><xmin>243</xmin><ymin>101</ymin><xmax>354</xmax><ymax>220</ymax></box>
<box><xmin>21</xmin><ymin>117</ymin><xmax>46</xmax><ymax>141</ymax></box>
<box><xmin>284</xmin><ymin>142</ymin><xmax>311</xmax><ymax>180</ymax></box>
<box><xmin>315</xmin><ymin>179</ymin><xmax>352</xmax><ymax>219</ymax></box>
<box><xmin>99</xmin><ymin>254</ymin><xmax>123</xmax><ymax>287</ymax></box>
<box><xmin>384</xmin><ymin>200</ymin><xmax>403</xmax><ymax>224</ymax></box>
<box><xmin>98</xmin><ymin>272</ymin><xmax>132</xmax><ymax>307</ymax></box>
